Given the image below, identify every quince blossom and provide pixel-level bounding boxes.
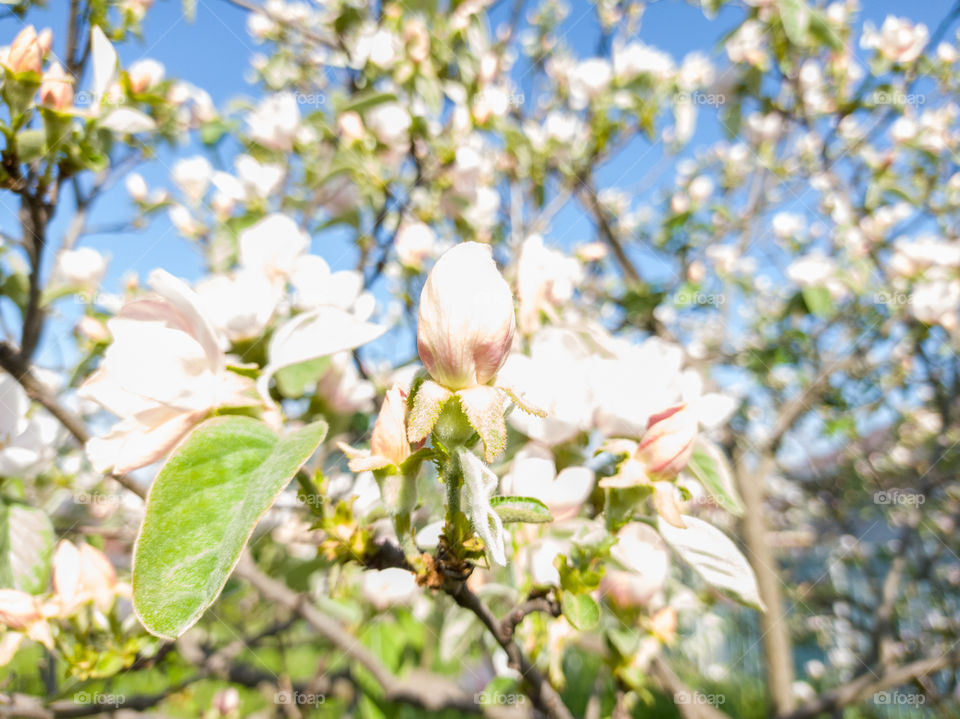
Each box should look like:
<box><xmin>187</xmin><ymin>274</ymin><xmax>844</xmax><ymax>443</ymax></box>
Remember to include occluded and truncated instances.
<box><xmin>79</xmin><ymin>270</ymin><xmax>258</xmax><ymax>473</ymax></box>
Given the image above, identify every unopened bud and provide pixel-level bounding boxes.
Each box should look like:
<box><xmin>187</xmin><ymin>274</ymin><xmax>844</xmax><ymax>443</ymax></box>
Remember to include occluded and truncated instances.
<box><xmin>39</xmin><ymin>62</ymin><xmax>73</xmax><ymax>110</ymax></box>
<box><xmin>127</xmin><ymin>58</ymin><xmax>164</xmax><ymax>94</ymax></box>
<box><xmin>337</xmin><ymin>111</ymin><xmax>365</xmax><ymax>143</ymax></box>
<box><xmin>0</xmin><ymin>589</ymin><xmax>42</xmax><ymax>630</ymax></box>
<box><xmin>37</xmin><ymin>28</ymin><xmax>53</xmax><ymax>56</ymax></box>
<box><xmin>371</xmin><ymin>385</ymin><xmax>411</xmax><ymax>467</ymax></box>
<box><xmin>635</xmin><ymin>404</ymin><xmax>697</xmax><ymax>478</ymax></box>
<box><xmin>212</xmin><ymin>687</ymin><xmax>240</xmax><ymax>716</ymax></box>
<box><xmin>417</xmin><ymin>242</ymin><xmax>516</xmax><ymax>390</ymax></box>
<box><xmin>6</xmin><ymin>25</ymin><xmax>42</xmax><ymax>75</ymax></box>
<box><xmin>650</xmin><ymin>606</ymin><xmax>678</xmax><ymax>643</ymax></box>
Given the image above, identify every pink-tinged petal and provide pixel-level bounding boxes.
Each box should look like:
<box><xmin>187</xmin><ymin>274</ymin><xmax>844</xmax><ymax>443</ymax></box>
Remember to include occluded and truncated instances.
<box><xmin>78</xmin><ymin>544</ymin><xmax>118</xmax><ymax>613</ymax></box>
<box><xmin>0</xmin><ymin>589</ymin><xmax>42</xmax><ymax>630</ymax></box>
<box><xmin>336</xmin><ymin>442</ymin><xmax>393</xmax><ymax>473</ymax></box>
<box><xmin>370</xmin><ymin>386</ymin><xmax>411</xmax><ymax>466</ymax></box>
<box><xmin>636</xmin><ymin>403</ymin><xmax>698</xmax><ymax>478</ymax></box>
<box><xmin>652</xmin><ymin>481</ymin><xmax>686</xmax><ymax>528</ymax></box>
<box><xmin>86</xmin><ymin>407</ymin><xmax>205</xmax><ymax>474</ymax></box>
<box><xmin>147</xmin><ymin>269</ymin><xmax>224</xmax><ymax>372</ymax></box>
<box><xmin>416</xmin><ymin>243</ymin><xmax>516</xmax><ymax>390</ymax></box>
<box><xmin>52</xmin><ymin>540</ymin><xmax>82</xmax><ymax>613</ymax></box>
<box><xmin>0</xmin><ymin>631</ymin><xmax>24</xmax><ymax>665</ymax></box>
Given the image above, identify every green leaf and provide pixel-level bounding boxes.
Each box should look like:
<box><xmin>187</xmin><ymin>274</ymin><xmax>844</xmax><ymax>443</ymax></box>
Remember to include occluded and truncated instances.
<box><xmin>133</xmin><ymin>416</ymin><xmax>327</xmax><ymax>638</ymax></box>
<box><xmin>778</xmin><ymin>0</ymin><xmax>810</xmax><ymax>46</ymax></box>
<box><xmin>16</xmin><ymin>129</ymin><xmax>46</xmax><ymax>162</ymax></box>
<box><xmin>686</xmin><ymin>440</ymin><xmax>744</xmax><ymax>516</ymax></box>
<box><xmin>801</xmin><ymin>286</ymin><xmax>834</xmax><ymax>317</ymax></box>
<box><xmin>274</xmin><ymin>356</ymin><xmax>331</xmax><ymax>398</ymax></box>
<box><xmin>657</xmin><ymin>515</ymin><xmax>765</xmax><ymax>611</ymax></box>
<box><xmin>343</xmin><ymin>91</ymin><xmax>398</xmax><ymax>115</ymax></box>
<box><xmin>808</xmin><ymin>9</ymin><xmax>844</xmax><ymax>51</ymax></box>
<box><xmin>561</xmin><ymin>592</ymin><xmax>600</xmax><ymax>630</ymax></box>
<box><xmin>0</xmin><ymin>502</ymin><xmax>54</xmax><ymax>594</ymax></box>
<box><xmin>490</xmin><ymin>495</ymin><xmax>553</xmax><ymax>524</ymax></box>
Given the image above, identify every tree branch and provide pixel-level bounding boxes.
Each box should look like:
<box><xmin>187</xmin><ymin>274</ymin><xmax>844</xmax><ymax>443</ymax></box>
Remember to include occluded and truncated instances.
<box><xmin>444</xmin><ymin>579</ymin><xmax>574</xmax><ymax>719</ymax></box>
<box><xmin>232</xmin><ymin>552</ymin><xmax>507</xmax><ymax>716</ymax></box>
<box><xmin>0</xmin><ymin>341</ymin><xmax>146</xmax><ymax>499</ymax></box>
<box><xmin>778</xmin><ymin>650</ymin><xmax>960</xmax><ymax>719</ymax></box>
<box><xmin>734</xmin><ymin>452</ymin><xmax>795</xmax><ymax>714</ymax></box>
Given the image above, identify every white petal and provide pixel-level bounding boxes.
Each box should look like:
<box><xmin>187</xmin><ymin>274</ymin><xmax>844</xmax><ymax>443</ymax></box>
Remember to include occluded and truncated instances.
<box><xmin>90</xmin><ymin>26</ymin><xmax>117</xmax><ymax>106</ymax></box>
<box><xmin>100</xmin><ymin>108</ymin><xmax>156</xmax><ymax>134</ymax></box>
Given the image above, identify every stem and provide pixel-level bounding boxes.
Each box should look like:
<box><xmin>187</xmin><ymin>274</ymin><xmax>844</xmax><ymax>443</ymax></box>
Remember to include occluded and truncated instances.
<box><xmin>442</xmin><ymin>451</ymin><xmax>462</xmax><ymax>523</ymax></box>
<box><xmin>393</xmin><ymin>511</ymin><xmax>419</xmax><ymax>563</ymax></box>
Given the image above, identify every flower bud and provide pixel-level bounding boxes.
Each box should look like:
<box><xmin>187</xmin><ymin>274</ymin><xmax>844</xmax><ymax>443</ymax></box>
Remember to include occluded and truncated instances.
<box><xmin>635</xmin><ymin>404</ymin><xmax>697</xmax><ymax>478</ymax></box>
<box><xmin>417</xmin><ymin>242</ymin><xmax>516</xmax><ymax>390</ymax></box>
<box><xmin>39</xmin><ymin>62</ymin><xmax>73</xmax><ymax>111</ymax></box>
<box><xmin>53</xmin><ymin>540</ymin><xmax>118</xmax><ymax>614</ymax></box>
<box><xmin>0</xmin><ymin>589</ymin><xmax>42</xmax><ymax>630</ymax></box>
<box><xmin>337</xmin><ymin>110</ymin><xmax>365</xmax><ymax>143</ymax></box>
<box><xmin>212</xmin><ymin>687</ymin><xmax>240</xmax><ymax>716</ymax></box>
<box><xmin>37</xmin><ymin>28</ymin><xmax>53</xmax><ymax>56</ymax></box>
<box><xmin>650</xmin><ymin>606</ymin><xmax>678</xmax><ymax>643</ymax></box>
<box><xmin>6</xmin><ymin>26</ymin><xmax>42</xmax><ymax>75</ymax></box>
<box><xmin>127</xmin><ymin>58</ymin><xmax>165</xmax><ymax>94</ymax></box>
<box><xmin>371</xmin><ymin>385</ymin><xmax>411</xmax><ymax>467</ymax></box>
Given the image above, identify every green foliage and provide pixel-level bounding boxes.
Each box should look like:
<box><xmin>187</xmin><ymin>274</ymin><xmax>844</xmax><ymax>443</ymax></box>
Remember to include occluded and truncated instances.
<box><xmin>133</xmin><ymin>417</ymin><xmax>327</xmax><ymax>638</ymax></box>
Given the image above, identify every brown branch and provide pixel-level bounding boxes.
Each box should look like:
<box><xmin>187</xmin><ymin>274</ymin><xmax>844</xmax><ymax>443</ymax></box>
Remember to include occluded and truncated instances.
<box><xmin>218</xmin><ymin>0</ymin><xmax>338</xmax><ymax>49</ymax></box>
<box><xmin>649</xmin><ymin>657</ymin><xmax>731</xmax><ymax>719</ymax></box>
<box><xmin>575</xmin><ymin>181</ymin><xmax>640</xmax><ymax>282</ymax></box>
<box><xmin>734</xmin><ymin>452</ymin><xmax>795</xmax><ymax>714</ymax></box>
<box><xmin>778</xmin><ymin>650</ymin><xmax>960</xmax><ymax>719</ymax></box>
<box><xmin>445</xmin><ymin>579</ymin><xmax>575</xmax><ymax>719</ymax></box>
<box><xmin>232</xmin><ymin>552</ymin><xmax>505</xmax><ymax>716</ymax></box>
<box><xmin>500</xmin><ymin>594</ymin><xmax>561</xmax><ymax>641</ymax></box>
<box><xmin>0</xmin><ymin>341</ymin><xmax>146</xmax><ymax>500</ymax></box>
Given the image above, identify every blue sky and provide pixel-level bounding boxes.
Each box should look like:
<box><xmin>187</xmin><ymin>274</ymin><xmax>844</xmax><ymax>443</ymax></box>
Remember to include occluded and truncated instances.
<box><xmin>0</xmin><ymin>0</ymin><xmax>956</xmax><ymax>369</ymax></box>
